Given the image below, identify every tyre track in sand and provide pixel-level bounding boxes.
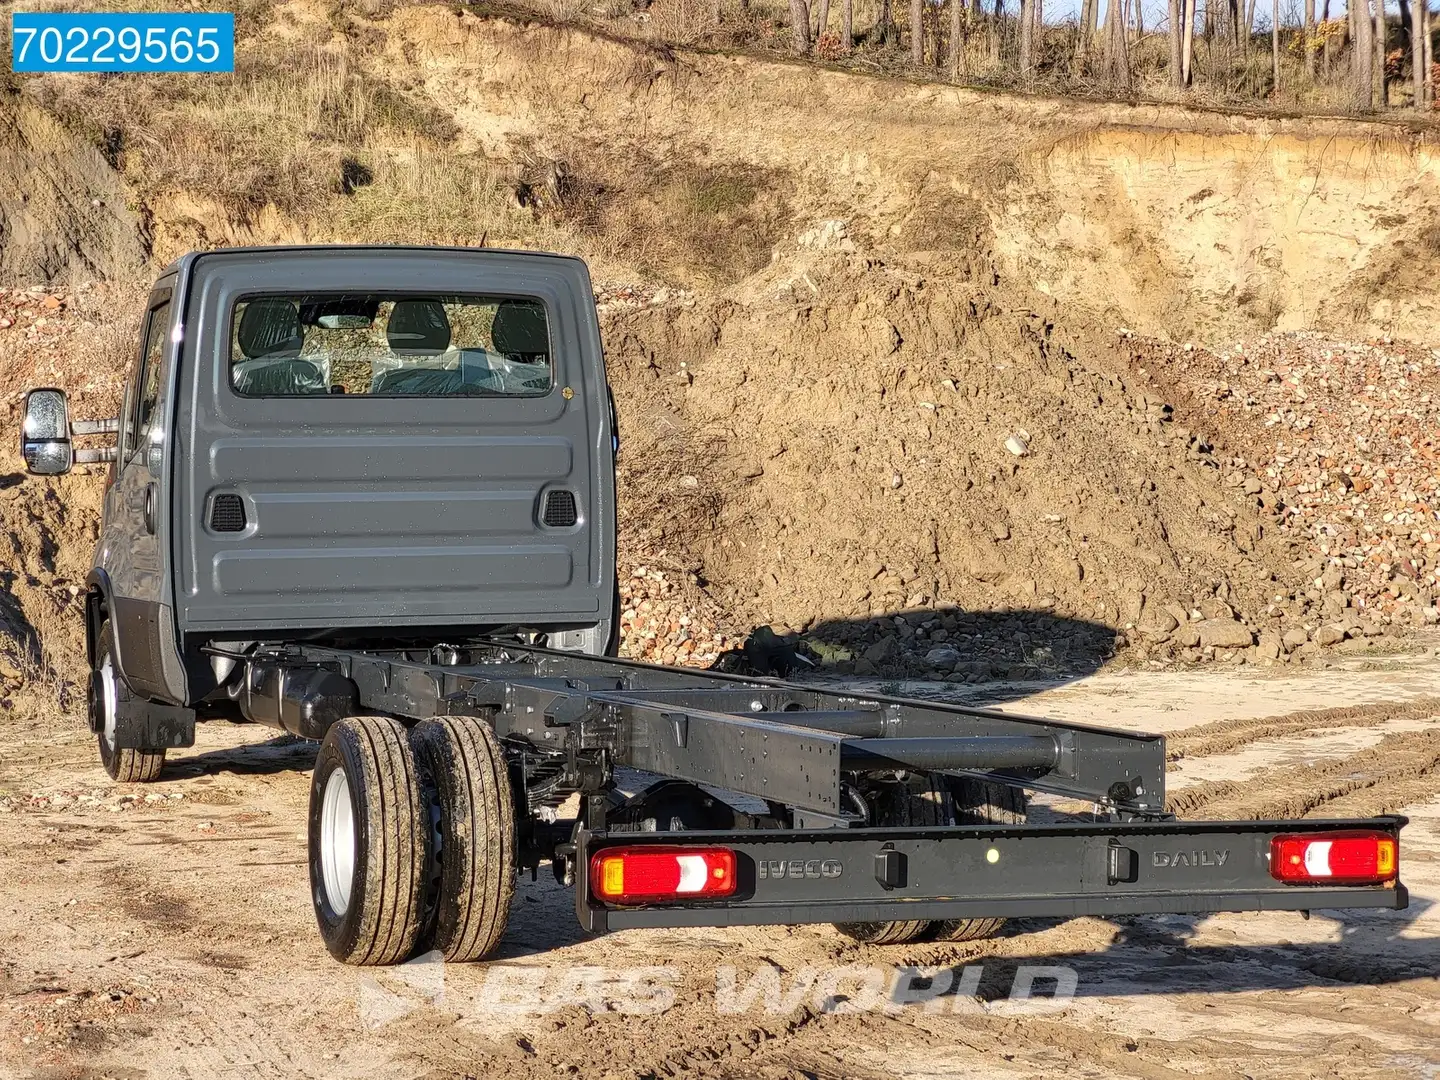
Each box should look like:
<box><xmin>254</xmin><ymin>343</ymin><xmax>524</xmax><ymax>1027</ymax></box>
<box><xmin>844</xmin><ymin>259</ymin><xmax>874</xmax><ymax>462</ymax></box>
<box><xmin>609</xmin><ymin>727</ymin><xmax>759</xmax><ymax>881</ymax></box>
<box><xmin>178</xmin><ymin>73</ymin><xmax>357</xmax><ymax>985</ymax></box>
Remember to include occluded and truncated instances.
<box><xmin>1164</xmin><ymin>696</ymin><xmax>1440</xmax><ymax>765</ymax></box>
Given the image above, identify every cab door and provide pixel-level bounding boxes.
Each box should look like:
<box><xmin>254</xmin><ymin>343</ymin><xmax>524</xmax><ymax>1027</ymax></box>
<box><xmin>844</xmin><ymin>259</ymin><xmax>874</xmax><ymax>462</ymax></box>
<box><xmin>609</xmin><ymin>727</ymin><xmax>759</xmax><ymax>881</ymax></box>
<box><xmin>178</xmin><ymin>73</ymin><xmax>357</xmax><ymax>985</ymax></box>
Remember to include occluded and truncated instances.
<box><xmin>99</xmin><ymin>283</ymin><xmax>177</xmax><ymax>698</ymax></box>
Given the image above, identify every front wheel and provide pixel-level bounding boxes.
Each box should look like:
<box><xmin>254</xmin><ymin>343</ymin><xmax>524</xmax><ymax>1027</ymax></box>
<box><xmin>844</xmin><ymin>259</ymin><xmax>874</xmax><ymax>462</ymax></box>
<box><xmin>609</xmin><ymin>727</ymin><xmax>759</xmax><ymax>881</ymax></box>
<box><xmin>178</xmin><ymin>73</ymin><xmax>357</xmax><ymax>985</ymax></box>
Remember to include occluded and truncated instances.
<box><xmin>92</xmin><ymin>620</ymin><xmax>164</xmax><ymax>783</ymax></box>
<box><xmin>309</xmin><ymin>716</ymin><xmax>426</xmax><ymax>965</ymax></box>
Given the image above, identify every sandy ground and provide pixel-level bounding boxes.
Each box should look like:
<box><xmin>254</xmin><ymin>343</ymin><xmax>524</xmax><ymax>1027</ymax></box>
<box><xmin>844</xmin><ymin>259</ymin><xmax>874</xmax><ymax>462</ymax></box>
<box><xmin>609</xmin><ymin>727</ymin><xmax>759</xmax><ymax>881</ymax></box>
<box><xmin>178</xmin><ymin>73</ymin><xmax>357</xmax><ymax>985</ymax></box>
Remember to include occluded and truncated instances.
<box><xmin>1</xmin><ymin>658</ymin><xmax>1437</xmax><ymax>1080</ymax></box>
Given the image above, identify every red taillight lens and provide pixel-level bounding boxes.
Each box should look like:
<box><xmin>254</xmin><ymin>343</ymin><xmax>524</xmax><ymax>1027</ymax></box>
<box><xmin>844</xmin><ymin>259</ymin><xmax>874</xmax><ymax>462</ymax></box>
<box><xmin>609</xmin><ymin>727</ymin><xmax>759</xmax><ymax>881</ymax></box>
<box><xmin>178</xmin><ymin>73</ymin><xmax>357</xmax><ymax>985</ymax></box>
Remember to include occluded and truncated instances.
<box><xmin>590</xmin><ymin>846</ymin><xmax>737</xmax><ymax>904</ymax></box>
<box><xmin>1270</xmin><ymin>832</ymin><xmax>1397</xmax><ymax>884</ymax></box>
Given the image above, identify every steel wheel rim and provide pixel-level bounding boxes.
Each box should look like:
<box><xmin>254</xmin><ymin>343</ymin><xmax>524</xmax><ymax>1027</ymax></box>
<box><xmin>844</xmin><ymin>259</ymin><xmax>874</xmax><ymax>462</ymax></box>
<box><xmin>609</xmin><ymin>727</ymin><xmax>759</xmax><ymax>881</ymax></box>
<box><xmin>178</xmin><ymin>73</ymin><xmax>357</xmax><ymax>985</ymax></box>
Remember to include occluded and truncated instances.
<box><xmin>320</xmin><ymin>767</ymin><xmax>356</xmax><ymax>916</ymax></box>
<box><xmin>99</xmin><ymin>655</ymin><xmax>118</xmax><ymax>752</ymax></box>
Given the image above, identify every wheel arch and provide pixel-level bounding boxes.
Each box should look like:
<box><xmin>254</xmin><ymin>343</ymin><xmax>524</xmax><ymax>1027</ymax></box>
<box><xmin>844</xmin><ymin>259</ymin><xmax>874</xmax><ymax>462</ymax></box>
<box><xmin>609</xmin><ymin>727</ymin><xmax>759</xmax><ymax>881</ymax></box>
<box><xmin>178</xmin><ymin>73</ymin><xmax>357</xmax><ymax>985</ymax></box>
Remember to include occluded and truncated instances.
<box><xmin>84</xmin><ymin>568</ymin><xmax>114</xmax><ymax>670</ymax></box>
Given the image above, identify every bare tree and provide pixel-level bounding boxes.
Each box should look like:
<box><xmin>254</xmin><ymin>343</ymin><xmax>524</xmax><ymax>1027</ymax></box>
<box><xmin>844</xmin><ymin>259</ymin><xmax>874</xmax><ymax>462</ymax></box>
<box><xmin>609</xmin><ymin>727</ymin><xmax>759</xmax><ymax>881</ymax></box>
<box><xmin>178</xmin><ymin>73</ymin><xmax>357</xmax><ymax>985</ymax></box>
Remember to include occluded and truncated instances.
<box><xmin>1020</xmin><ymin>0</ymin><xmax>1034</xmax><ymax>71</ymax></box>
<box><xmin>1272</xmin><ymin>0</ymin><xmax>1282</xmax><ymax>90</ymax></box>
<box><xmin>1354</xmin><ymin>0</ymin><xmax>1374</xmax><ymax>106</ymax></box>
<box><xmin>1425</xmin><ymin>0</ymin><xmax>1434</xmax><ymax>105</ymax></box>
<box><xmin>816</xmin><ymin>0</ymin><xmax>831</xmax><ymax>48</ymax></box>
<box><xmin>1076</xmin><ymin>0</ymin><xmax>1097</xmax><ymax>68</ymax></box>
<box><xmin>791</xmin><ymin>0</ymin><xmax>812</xmax><ymax>51</ymax></box>
<box><xmin>912</xmin><ymin>0</ymin><xmax>924</xmax><ymax>61</ymax></box>
<box><xmin>1182</xmin><ymin>0</ymin><xmax>1196</xmax><ymax>83</ymax></box>
<box><xmin>1169</xmin><ymin>0</ymin><xmax>1184</xmax><ymax>83</ymax></box>
<box><xmin>1304</xmin><ymin>0</ymin><xmax>1316</xmax><ymax>74</ymax></box>
<box><xmin>951</xmin><ymin>0</ymin><xmax>964</xmax><ymax>75</ymax></box>
<box><xmin>1103</xmin><ymin>0</ymin><xmax>1132</xmax><ymax>84</ymax></box>
<box><xmin>1376</xmin><ymin>0</ymin><xmax>1387</xmax><ymax>103</ymax></box>
<box><xmin>843</xmin><ymin>0</ymin><xmax>853</xmax><ymax>50</ymax></box>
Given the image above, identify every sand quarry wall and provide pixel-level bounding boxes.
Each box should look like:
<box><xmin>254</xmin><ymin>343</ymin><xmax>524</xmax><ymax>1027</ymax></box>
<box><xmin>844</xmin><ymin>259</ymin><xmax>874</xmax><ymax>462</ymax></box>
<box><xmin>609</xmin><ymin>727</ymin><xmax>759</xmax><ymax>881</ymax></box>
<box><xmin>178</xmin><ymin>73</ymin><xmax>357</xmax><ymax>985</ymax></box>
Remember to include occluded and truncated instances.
<box><xmin>2</xmin><ymin>8</ymin><xmax>1439</xmax><ymax>685</ymax></box>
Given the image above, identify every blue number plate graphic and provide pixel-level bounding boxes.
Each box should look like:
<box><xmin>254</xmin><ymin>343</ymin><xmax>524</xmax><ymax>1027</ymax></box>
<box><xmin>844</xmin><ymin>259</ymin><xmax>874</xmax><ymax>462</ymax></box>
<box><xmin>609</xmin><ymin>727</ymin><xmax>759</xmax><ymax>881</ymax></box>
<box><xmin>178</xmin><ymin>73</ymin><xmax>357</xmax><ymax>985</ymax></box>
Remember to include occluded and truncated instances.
<box><xmin>11</xmin><ymin>12</ymin><xmax>235</xmax><ymax>73</ymax></box>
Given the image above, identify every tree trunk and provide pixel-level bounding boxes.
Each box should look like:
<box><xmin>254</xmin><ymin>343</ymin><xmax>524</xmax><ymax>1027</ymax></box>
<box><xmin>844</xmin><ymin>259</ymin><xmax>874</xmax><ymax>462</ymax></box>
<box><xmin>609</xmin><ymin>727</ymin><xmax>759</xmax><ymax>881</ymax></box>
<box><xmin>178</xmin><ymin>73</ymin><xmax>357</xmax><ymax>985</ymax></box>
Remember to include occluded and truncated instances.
<box><xmin>1272</xmin><ymin>0</ymin><xmax>1281</xmax><ymax>90</ymax></box>
<box><xmin>951</xmin><ymin>0</ymin><xmax>964</xmax><ymax>74</ymax></box>
<box><xmin>790</xmin><ymin>0</ymin><xmax>812</xmax><ymax>51</ymax></box>
<box><xmin>816</xmin><ymin>0</ymin><xmax>831</xmax><ymax>47</ymax></box>
<box><xmin>1104</xmin><ymin>0</ymin><xmax>1132</xmax><ymax>84</ymax></box>
<box><xmin>1354</xmin><ymin>0</ymin><xmax>1374</xmax><ymax>106</ymax></box>
<box><xmin>1377</xmin><ymin>0</ymin><xmax>1387</xmax><ymax>104</ymax></box>
<box><xmin>912</xmin><ymin>0</ymin><xmax>924</xmax><ymax>61</ymax></box>
<box><xmin>1169</xmin><ymin>0</ymin><xmax>1180</xmax><ymax>83</ymax></box>
<box><xmin>1182</xmin><ymin>0</ymin><xmax>1196</xmax><ymax>83</ymax></box>
<box><xmin>1134</xmin><ymin>0</ymin><xmax>1143</xmax><ymax>38</ymax></box>
<box><xmin>1322</xmin><ymin>0</ymin><xmax>1332</xmax><ymax>77</ymax></box>
<box><xmin>1019</xmin><ymin>0</ymin><xmax>1034</xmax><ymax>70</ymax></box>
<box><xmin>1425</xmin><ymin>0</ymin><xmax>1434</xmax><ymax>105</ymax></box>
<box><xmin>1246</xmin><ymin>0</ymin><xmax>1259</xmax><ymax>48</ymax></box>
<box><xmin>1304</xmin><ymin>0</ymin><xmax>1316</xmax><ymax>74</ymax></box>
<box><xmin>1077</xmin><ymin>0</ymin><xmax>1096</xmax><ymax>68</ymax></box>
<box><xmin>843</xmin><ymin>0</ymin><xmax>853</xmax><ymax>50</ymax></box>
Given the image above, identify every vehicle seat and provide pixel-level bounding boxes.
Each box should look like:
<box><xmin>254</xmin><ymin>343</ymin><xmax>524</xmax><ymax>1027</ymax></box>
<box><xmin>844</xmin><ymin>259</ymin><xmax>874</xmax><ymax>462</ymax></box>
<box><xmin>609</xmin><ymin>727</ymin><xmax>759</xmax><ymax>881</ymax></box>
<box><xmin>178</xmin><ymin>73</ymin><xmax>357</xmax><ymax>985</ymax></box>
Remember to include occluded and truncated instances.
<box><xmin>489</xmin><ymin>300</ymin><xmax>549</xmax><ymax>363</ymax></box>
<box><xmin>233</xmin><ymin>299</ymin><xmax>325</xmax><ymax>395</ymax></box>
<box><xmin>386</xmin><ymin>299</ymin><xmax>452</xmax><ymax>356</ymax></box>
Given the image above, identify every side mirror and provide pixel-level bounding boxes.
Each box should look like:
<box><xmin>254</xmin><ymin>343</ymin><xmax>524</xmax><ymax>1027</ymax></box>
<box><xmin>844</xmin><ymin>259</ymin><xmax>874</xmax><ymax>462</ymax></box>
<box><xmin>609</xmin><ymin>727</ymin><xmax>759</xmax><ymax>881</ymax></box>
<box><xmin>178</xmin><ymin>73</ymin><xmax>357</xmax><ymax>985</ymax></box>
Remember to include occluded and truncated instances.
<box><xmin>21</xmin><ymin>388</ymin><xmax>73</xmax><ymax>476</ymax></box>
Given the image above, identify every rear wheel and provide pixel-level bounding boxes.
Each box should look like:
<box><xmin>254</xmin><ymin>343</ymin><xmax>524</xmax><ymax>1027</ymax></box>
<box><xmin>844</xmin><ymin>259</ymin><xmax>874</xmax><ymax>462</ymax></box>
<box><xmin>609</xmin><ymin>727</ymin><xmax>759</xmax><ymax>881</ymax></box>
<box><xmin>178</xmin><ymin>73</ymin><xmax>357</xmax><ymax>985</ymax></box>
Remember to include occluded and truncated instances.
<box><xmin>410</xmin><ymin>715</ymin><xmax>516</xmax><ymax>962</ymax></box>
<box><xmin>834</xmin><ymin>774</ymin><xmax>951</xmax><ymax>945</ymax></box>
<box><xmin>92</xmin><ymin>621</ymin><xmax>165</xmax><ymax>783</ymax></box>
<box><xmin>309</xmin><ymin>716</ymin><xmax>426</xmax><ymax>965</ymax></box>
<box><xmin>931</xmin><ymin>778</ymin><xmax>1028</xmax><ymax>942</ymax></box>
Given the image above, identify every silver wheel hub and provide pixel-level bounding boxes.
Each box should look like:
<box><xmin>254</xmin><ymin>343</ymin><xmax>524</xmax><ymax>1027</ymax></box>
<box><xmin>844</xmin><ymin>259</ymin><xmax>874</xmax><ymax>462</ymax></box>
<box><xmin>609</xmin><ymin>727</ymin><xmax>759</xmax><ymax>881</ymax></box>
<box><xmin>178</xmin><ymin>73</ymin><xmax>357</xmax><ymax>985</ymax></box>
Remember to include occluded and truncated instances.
<box><xmin>99</xmin><ymin>655</ymin><xmax>118</xmax><ymax>752</ymax></box>
<box><xmin>320</xmin><ymin>767</ymin><xmax>356</xmax><ymax>916</ymax></box>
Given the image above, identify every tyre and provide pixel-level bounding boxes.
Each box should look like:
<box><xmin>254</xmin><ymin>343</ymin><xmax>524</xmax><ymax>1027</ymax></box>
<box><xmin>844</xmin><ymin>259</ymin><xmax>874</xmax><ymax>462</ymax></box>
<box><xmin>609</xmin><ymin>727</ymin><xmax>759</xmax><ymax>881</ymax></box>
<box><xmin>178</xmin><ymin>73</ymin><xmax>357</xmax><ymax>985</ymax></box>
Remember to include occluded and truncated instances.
<box><xmin>931</xmin><ymin>778</ymin><xmax>1029</xmax><ymax>943</ymax></box>
<box><xmin>834</xmin><ymin>773</ymin><xmax>952</xmax><ymax>945</ymax></box>
<box><xmin>410</xmin><ymin>715</ymin><xmax>516</xmax><ymax>963</ymax></box>
<box><xmin>309</xmin><ymin>716</ymin><xmax>426</xmax><ymax>965</ymax></box>
<box><xmin>92</xmin><ymin>620</ymin><xmax>165</xmax><ymax>783</ymax></box>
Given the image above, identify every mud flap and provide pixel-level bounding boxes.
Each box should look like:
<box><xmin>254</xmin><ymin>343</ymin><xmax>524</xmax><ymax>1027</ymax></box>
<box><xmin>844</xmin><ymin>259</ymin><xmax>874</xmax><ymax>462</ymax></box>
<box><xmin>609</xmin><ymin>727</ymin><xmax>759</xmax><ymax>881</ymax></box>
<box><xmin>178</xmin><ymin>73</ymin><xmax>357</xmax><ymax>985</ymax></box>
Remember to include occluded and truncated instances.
<box><xmin>112</xmin><ymin>695</ymin><xmax>196</xmax><ymax>749</ymax></box>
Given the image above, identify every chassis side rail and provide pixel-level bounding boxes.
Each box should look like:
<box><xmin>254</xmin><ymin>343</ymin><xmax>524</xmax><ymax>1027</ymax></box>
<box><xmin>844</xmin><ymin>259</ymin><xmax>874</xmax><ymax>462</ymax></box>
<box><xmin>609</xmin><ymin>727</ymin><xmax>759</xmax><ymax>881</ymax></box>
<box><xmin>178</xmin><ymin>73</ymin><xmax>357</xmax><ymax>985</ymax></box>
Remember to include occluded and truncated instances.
<box><xmin>575</xmin><ymin>816</ymin><xmax>1408</xmax><ymax>931</ymax></box>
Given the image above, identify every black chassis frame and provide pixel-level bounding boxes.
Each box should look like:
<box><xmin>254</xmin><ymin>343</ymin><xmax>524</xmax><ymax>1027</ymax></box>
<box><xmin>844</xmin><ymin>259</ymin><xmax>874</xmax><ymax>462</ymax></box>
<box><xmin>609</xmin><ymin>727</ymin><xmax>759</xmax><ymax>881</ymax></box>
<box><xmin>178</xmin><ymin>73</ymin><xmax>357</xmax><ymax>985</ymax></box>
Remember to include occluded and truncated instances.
<box><xmin>241</xmin><ymin>640</ymin><xmax>1406</xmax><ymax>930</ymax></box>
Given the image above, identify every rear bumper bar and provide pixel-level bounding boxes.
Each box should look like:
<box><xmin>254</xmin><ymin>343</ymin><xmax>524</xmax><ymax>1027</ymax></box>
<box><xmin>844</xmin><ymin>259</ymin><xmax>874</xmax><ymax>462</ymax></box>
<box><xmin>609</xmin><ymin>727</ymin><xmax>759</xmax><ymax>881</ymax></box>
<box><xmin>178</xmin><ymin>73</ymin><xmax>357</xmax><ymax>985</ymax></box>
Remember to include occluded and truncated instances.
<box><xmin>575</xmin><ymin>816</ymin><xmax>1408</xmax><ymax>932</ymax></box>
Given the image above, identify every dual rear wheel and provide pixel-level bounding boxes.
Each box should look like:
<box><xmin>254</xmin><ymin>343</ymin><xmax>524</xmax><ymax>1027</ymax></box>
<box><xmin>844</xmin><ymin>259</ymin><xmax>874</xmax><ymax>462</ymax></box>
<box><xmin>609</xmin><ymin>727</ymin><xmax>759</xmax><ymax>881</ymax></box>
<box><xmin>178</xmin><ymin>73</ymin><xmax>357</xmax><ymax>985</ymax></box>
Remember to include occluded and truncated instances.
<box><xmin>308</xmin><ymin>714</ymin><xmax>515</xmax><ymax>966</ymax></box>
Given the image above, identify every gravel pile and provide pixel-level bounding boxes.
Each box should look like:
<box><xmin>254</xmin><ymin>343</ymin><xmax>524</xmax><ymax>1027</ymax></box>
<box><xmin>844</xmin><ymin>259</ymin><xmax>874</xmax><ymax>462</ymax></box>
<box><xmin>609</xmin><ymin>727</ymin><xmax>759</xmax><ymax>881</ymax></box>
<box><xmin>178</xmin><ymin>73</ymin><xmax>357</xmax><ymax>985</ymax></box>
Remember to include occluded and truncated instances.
<box><xmin>1139</xmin><ymin>330</ymin><xmax>1440</xmax><ymax>641</ymax></box>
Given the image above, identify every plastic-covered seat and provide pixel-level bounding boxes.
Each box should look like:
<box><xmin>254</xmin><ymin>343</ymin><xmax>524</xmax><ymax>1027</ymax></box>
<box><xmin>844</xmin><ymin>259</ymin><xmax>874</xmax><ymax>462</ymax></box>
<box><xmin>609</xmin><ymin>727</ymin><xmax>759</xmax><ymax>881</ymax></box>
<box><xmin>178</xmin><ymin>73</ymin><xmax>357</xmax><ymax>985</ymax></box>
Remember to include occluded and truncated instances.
<box><xmin>232</xmin><ymin>299</ymin><xmax>326</xmax><ymax>395</ymax></box>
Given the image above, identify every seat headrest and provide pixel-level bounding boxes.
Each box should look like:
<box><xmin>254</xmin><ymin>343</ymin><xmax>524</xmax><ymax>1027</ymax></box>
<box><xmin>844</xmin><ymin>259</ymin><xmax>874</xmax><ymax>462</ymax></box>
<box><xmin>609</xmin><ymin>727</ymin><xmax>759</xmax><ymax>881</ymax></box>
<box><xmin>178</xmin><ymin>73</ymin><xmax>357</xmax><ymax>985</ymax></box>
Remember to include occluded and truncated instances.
<box><xmin>387</xmin><ymin>300</ymin><xmax>452</xmax><ymax>355</ymax></box>
<box><xmin>237</xmin><ymin>299</ymin><xmax>304</xmax><ymax>359</ymax></box>
<box><xmin>490</xmin><ymin>300</ymin><xmax>549</xmax><ymax>358</ymax></box>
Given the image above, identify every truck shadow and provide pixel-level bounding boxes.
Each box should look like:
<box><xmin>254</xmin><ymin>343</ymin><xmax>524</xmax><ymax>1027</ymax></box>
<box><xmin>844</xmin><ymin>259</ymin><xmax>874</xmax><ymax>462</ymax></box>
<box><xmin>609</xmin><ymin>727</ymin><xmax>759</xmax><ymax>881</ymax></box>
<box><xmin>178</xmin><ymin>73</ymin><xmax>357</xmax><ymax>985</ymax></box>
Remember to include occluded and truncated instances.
<box><xmin>719</xmin><ymin>607</ymin><xmax>1118</xmax><ymax>709</ymax></box>
<box><xmin>956</xmin><ymin>897</ymin><xmax>1438</xmax><ymax>999</ymax></box>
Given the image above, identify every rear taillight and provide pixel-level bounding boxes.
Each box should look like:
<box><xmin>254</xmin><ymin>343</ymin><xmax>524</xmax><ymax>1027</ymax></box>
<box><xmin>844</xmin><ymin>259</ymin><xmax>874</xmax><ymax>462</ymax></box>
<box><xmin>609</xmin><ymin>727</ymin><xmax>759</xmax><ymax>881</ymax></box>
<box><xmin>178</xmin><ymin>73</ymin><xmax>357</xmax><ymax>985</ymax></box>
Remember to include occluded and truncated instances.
<box><xmin>591</xmin><ymin>846</ymin><xmax>737</xmax><ymax>904</ymax></box>
<box><xmin>1270</xmin><ymin>832</ymin><xmax>1397</xmax><ymax>884</ymax></box>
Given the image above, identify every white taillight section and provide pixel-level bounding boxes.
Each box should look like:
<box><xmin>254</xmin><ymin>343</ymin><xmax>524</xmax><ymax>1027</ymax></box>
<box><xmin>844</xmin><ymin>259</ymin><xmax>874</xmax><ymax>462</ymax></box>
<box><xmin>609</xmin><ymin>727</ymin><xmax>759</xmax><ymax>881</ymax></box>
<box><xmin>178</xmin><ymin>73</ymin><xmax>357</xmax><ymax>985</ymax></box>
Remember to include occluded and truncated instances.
<box><xmin>1303</xmin><ymin>841</ymin><xmax>1333</xmax><ymax>877</ymax></box>
<box><xmin>591</xmin><ymin>846</ymin><xmax>738</xmax><ymax>904</ymax></box>
<box><xmin>1271</xmin><ymin>832</ymin><xmax>1397</xmax><ymax>885</ymax></box>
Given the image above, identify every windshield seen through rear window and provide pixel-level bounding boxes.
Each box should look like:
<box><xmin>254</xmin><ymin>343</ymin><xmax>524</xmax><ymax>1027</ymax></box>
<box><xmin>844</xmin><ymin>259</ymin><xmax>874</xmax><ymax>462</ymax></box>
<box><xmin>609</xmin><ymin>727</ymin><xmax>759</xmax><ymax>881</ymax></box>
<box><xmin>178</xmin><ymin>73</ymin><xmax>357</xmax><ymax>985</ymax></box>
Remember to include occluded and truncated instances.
<box><xmin>228</xmin><ymin>293</ymin><xmax>553</xmax><ymax>397</ymax></box>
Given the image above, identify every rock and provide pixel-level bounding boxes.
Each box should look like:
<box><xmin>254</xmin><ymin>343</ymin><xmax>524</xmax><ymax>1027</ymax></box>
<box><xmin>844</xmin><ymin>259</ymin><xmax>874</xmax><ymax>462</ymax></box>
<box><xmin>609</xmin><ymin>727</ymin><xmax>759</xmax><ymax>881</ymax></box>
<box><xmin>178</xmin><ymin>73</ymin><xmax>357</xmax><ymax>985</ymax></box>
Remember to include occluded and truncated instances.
<box><xmin>1004</xmin><ymin>433</ymin><xmax>1030</xmax><ymax>457</ymax></box>
<box><xmin>991</xmin><ymin>522</ymin><xmax>1010</xmax><ymax>541</ymax></box>
<box><xmin>1174</xmin><ymin>625</ymin><xmax>1201</xmax><ymax>648</ymax></box>
<box><xmin>924</xmin><ymin>647</ymin><xmax>960</xmax><ymax>670</ymax></box>
<box><xmin>852</xmin><ymin>658</ymin><xmax>878</xmax><ymax>676</ymax></box>
<box><xmin>863</xmin><ymin>636</ymin><xmax>898</xmax><ymax>665</ymax></box>
<box><xmin>1136</xmin><ymin>602</ymin><xmax>1178</xmax><ymax>637</ymax></box>
<box><xmin>1196</xmin><ymin>619</ymin><xmax>1253</xmax><ymax>648</ymax></box>
<box><xmin>1197</xmin><ymin>598</ymin><xmax>1235</xmax><ymax>621</ymax></box>
<box><xmin>1320</xmin><ymin>566</ymin><xmax>1345</xmax><ymax>592</ymax></box>
<box><xmin>1314</xmin><ymin>624</ymin><xmax>1346</xmax><ymax>646</ymax></box>
<box><xmin>1281</xmin><ymin>627</ymin><xmax>1310</xmax><ymax>651</ymax></box>
<box><xmin>1242</xmin><ymin>476</ymin><xmax>1264</xmax><ymax>495</ymax></box>
<box><xmin>1255</xmin><ymin>635</ymin><xmax>1282</xmax><ymax>660</ymax></box>
<box><xmin>1162</xmin><ymin>601</ymin><xmax>1190</xmax><ymax>627</ymax></box>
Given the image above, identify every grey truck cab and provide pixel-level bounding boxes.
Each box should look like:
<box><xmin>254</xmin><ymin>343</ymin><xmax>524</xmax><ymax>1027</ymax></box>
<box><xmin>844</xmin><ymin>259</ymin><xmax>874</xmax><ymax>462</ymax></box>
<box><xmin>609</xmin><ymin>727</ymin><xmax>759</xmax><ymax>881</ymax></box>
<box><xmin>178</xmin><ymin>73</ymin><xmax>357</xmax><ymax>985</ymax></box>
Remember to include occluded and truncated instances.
<box><xmin>23</xmin><ymin>246</ymin><xmax>1407</xmax><ymax>968</ymax></box>
<box><xmin>24</xmin><ymin>246</ymin><xmax>617</xmax><ymax>781</ymax></box>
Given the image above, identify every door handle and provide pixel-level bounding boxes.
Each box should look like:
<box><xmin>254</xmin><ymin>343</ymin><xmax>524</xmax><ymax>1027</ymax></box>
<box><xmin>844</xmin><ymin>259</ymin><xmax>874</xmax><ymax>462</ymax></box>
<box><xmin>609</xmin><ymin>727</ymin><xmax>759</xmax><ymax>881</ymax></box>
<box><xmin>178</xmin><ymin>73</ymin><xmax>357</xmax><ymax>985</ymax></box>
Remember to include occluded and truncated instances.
<box><xmin>143</xmin><ymin>482</ymin><xmax>157</xmax><ymax>535</ymax></box>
